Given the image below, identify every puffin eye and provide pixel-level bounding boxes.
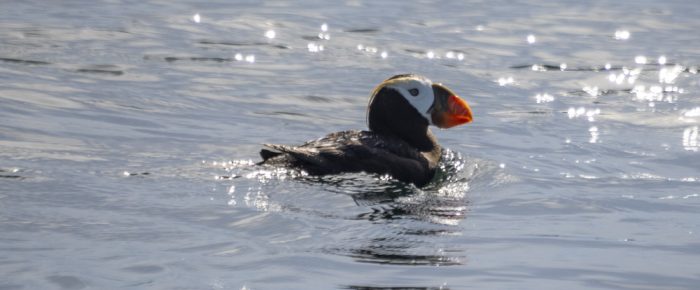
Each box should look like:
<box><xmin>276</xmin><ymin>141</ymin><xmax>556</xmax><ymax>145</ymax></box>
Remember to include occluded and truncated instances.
<box><xmin>408</xmin><ymin>88</ymin><xmax>419</xmax><ymax>96</ymax></box>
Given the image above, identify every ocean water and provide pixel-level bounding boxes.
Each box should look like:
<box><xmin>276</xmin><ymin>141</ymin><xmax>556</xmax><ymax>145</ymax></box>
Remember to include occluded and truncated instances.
<box><xmin>1</xmin><ymin>0</ymin><xmax>699</xmax><ymax>289</ymax></box>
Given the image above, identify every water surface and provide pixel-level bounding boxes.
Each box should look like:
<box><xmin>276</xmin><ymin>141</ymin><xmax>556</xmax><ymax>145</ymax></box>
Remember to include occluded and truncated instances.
<box><xmin>1</xmin><ymin>1</ymin><xmax>699</xmax><ymax>289</ymax></box>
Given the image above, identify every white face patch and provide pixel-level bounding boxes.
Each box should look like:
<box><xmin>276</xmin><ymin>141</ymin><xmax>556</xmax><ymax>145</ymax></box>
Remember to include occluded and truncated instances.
<box><xmin>385</xmin><ymin>76</ymin><xmax>435</xmax><ymax>124</ymax></box>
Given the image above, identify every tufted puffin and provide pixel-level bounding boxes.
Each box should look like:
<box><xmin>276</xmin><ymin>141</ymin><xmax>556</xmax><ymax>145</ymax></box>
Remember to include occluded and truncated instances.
<box><xmin>258</xmin><ymin>74</ymin><xmax>473</xmax><ymax>187</ymax></box>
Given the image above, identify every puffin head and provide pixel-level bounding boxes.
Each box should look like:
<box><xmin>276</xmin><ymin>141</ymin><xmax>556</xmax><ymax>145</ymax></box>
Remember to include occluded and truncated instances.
<box><xmin>367</xmin><ymin>74</ymin><xmax>473</xmax><ymax>136</ymax></box>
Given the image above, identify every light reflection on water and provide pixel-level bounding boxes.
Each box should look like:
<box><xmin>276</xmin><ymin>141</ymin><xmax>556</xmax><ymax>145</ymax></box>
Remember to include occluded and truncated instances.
<box><xmin>205</xmin><ymin>149</ymin><xmax>490</xmax><ymax>269</ymax></box>
<box><xmin>2</xmin><ymin>0</ymin><xmax>700</xmax><ymax>289</ymax></box>
<box><xmin>683</xmin><ymin>126</ymin><xmax>699</xmax><ymax>151</ymax></box>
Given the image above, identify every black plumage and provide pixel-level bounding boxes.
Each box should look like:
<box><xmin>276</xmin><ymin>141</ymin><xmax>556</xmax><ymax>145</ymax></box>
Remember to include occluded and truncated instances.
<box><xmin>258</xmin><ymin>74</ymin><xmax>472</xmax><ymax>187</ymax></box>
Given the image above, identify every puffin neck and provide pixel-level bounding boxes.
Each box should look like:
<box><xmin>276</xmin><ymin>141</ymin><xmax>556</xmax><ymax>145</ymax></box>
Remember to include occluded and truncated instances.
<box><xmin>367</xmin><ymin>87</ymin><xmax>440</xmax><ymax>153</ymax></box>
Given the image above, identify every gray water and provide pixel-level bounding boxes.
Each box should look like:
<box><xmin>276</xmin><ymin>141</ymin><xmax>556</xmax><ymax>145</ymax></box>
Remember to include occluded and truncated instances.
<box><xmin>2</xmin><ymin>0</ymin><xmax>699</xmax><ymax>289</ymax></box>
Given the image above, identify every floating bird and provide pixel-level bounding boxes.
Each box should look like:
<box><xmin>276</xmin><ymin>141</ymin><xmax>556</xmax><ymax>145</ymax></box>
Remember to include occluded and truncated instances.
<box><xmin>259</xmin><ymin>74</ymin><xmax>473</xmax><ymax>186</ymax></box>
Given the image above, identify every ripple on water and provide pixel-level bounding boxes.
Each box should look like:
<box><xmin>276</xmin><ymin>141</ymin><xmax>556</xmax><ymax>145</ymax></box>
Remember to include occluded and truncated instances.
<box><xmin>2</xmin><ymin>0</ymin><xmax>699</xmax><ymax>288</ymax></box>
<box><xmin>206</xmin><ymin>148</ymin><xmax>506</xmax><ymax>266</ymax></box>
<box><xmin>0</xmin><ymin>89</ymin><xmax>84</xmax><ymax>109</ymax></box>
<box><xmin>213</xmin><ymin>149</ymin><xmax>491</xmax><ymax>219</ymax></box>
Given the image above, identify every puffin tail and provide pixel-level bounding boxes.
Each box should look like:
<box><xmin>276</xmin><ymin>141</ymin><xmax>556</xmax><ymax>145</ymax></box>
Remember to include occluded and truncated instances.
<box><xmin>258</xmin><ymin>143</ymin><xmax>293</xmax><ymax>165</ymax></box>
<box><xmin>258</xmin><ymin>143</ymin><xmax>328</xmax><ymax>172</ymax></box>
<box><xmin>259</xmin><ymin>148</ymin><xmax>281</xmax><ymax>162</ymax></box>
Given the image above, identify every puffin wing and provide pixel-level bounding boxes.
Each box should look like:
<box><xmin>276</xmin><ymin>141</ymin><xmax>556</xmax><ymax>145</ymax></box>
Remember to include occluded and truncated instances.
<box><xmin>261</xmin><ymin>143</ymin><xmax>339</xmax><ymax>171</ymax></box>
<box><xmin>261</xmin><ymin>131</ymin><xmax>430</xmax><ymax>184</ymax></box>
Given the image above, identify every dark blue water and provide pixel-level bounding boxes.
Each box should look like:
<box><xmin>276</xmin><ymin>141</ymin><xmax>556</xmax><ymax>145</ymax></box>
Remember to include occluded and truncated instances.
<box><xmin>2</xmin><ymin>1</ymin><xmax>699</xmax><ymax>289</ymax></box>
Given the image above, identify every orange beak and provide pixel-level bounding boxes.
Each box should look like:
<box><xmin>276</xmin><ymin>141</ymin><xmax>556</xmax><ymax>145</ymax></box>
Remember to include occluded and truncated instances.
<box><xmin>430</xmin><ymin>84</ymin><xmax>473</xmax><ymax>128</ymax></box>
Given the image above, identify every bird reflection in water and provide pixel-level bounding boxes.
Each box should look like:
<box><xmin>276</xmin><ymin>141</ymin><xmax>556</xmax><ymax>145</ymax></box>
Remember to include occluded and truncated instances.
<box><xmin>318</xmin><ymin>148</ymin><xmax>472</xmax><ymax>226</ymax></box>
<box><xmin>317</xmin><ymin>149</ymin><xmax>473</xmax><ymax>266</ymax></box>
<box><xmin>340</xmin><ymin>194</ymin><xmax>467</xmax><ymax>266</ymax></box>
<box><xmin>218</xmin><ymin>149</ymin><xmax>479</xmax><ymax>267</ymax></box>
